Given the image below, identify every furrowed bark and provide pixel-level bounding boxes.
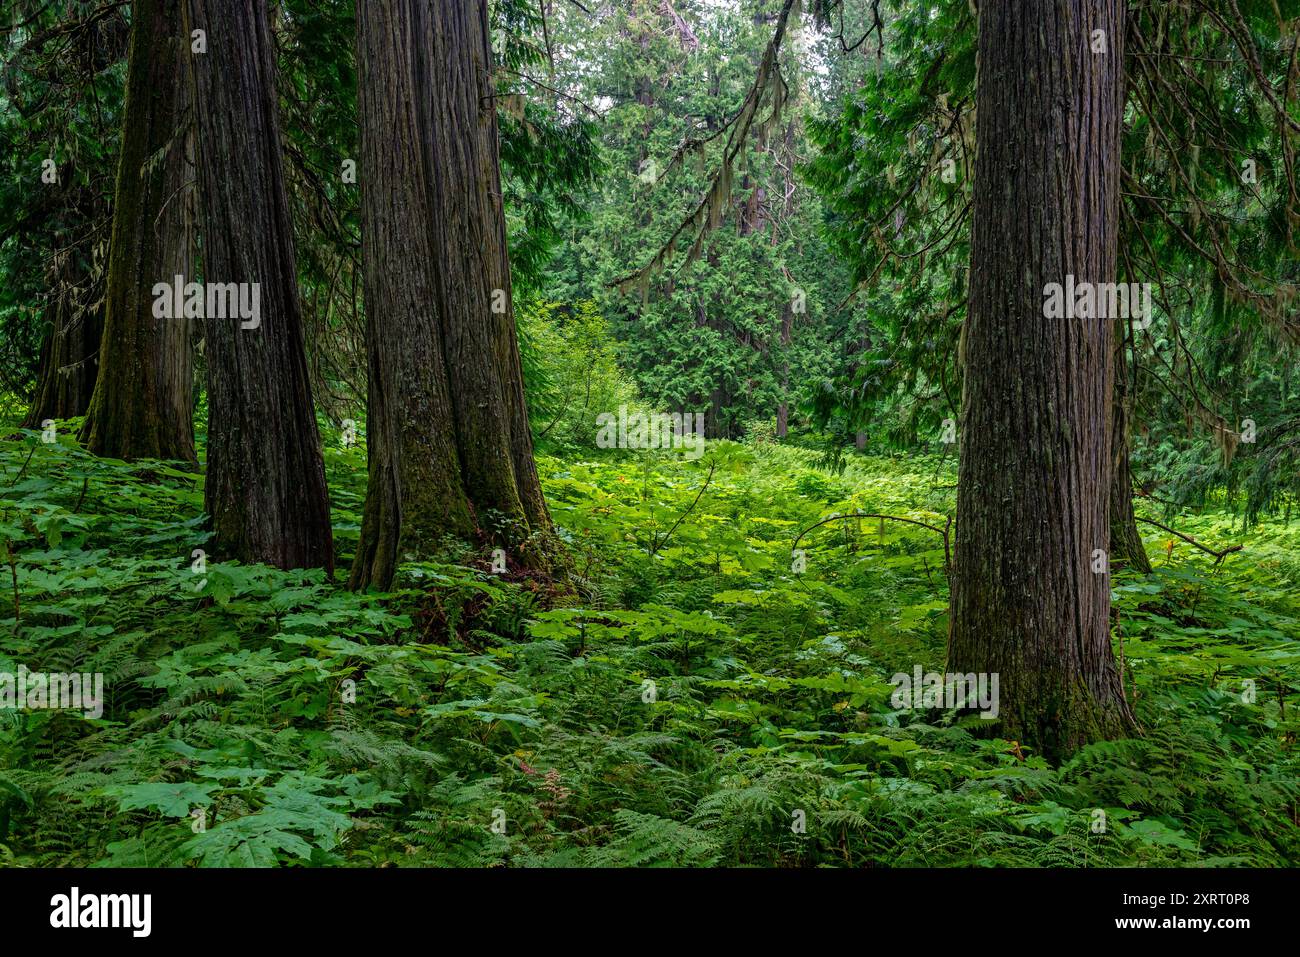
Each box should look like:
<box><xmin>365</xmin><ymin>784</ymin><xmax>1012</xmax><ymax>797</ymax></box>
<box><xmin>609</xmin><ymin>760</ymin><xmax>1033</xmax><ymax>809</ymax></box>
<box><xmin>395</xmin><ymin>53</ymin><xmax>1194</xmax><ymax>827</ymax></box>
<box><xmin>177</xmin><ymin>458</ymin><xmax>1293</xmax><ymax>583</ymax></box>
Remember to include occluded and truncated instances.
<box><xmin>349</xmin><ymin>0</ymin><xmax>555</xmax><ymax>591</ymax></box>
<box><xmin>349</xmin><ymin>0</ymin><xmax>474</xmax><ymax>591</ymax></box>
<box><xmin>427</xmin><ymin>0</ymin><xmax>551</xmax><ymax>543</ymax></box>
<box><xmin>185</xmin><ymin>0</ymin><xmax>333</xmax><ymax>571</ymax></box>
<box><xmin>81</xmin><ymin>0</ymin><xmax>196</xmax><ymax>465</ymax></box>
<box><xmin>948</xmin><ymin>0</ymin><xmax>1134</xmax><ymax>760</ymax></box>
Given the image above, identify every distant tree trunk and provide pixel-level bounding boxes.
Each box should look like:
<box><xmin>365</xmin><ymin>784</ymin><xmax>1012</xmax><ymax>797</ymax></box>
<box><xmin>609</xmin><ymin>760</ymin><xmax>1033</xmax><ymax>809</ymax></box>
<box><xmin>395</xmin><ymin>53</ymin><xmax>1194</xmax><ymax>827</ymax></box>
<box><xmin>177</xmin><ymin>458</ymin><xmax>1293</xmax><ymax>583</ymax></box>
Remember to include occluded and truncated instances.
<box><xmin>707</xmin><ymin>386</ymin><xmax>729</xmax><ymax>439</ymax></box>
<box><xmin>81</xmin><ymin>0</ymin><xmax>196</xmax><ymax>464</ymax></box>
<box><xmin>949</xmin><ymin>0</ymin><xmax>1133</xmax><ymax>760</ymax></box>
<box><xmin>23</xmin><ymin>283</ymin><xmax>101</xmax><ymax>429</ymax></box>
<box><xmin>349</xmin><ymin>0</ymin><xmax>554</xmax><ymax>591</ymax></box>
<box><xmin>774</xmin><ymin>121</ymin><xmax>797</xmax><ymax>441</ymax></box>
<box><xmin>184</xmin><ymin>0</ymin><xmax>333</xmax><ymax>571</ymax></box>
<box><xmin>852</xmin><ymin>332</ymin><xmax>870</xmax><ymax>450</ymax></box>
<box><xmin>1110</xmin><ymin>327</ymin><xmax>1151</xmax><ymax>572</ymax></box>
<box><xmin>775</xmin><ymin>306</ymin><xmax>792</xmax><ymax>439</ymax></box>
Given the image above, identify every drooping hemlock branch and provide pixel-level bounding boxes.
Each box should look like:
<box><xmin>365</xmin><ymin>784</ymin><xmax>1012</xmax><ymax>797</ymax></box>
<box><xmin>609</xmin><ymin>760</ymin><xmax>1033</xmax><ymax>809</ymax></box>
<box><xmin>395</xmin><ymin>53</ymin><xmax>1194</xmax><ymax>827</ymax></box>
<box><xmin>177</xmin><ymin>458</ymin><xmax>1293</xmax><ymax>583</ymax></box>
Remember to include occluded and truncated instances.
<box><xmin>793</xmin><ymin>510</ymin><xmax>953</xmax><ymax>578</ymax></box>
<box><xmin>607</xmin><ymin>0</ymin><xmax>806</xmax><ymax>296</ymax></box>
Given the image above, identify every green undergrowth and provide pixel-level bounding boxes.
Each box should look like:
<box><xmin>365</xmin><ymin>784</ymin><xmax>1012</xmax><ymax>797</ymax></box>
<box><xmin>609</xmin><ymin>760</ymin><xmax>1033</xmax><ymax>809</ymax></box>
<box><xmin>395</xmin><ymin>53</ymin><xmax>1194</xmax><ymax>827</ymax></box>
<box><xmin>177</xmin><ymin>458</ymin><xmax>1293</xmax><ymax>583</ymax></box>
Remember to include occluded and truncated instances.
<box><xmin>0</xmin><ymin>421</ymin><xmax>1296</xmax><ymax>867</ymax></box>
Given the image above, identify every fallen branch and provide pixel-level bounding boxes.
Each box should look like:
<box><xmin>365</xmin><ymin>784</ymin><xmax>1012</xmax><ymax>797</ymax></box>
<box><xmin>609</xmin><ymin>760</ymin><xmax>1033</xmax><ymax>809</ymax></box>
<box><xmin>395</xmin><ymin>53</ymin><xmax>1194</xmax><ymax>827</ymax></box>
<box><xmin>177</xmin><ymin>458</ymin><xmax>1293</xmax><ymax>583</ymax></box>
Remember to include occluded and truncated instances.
<box><xmin>1135</xmin><ymin>516</ymin><xmax>1244</xmax><ymax>565</ymax></box>
<box><xmin>4</xmin><ymin>444</ymin><xmax>36</xmax><ymax>492</ymax></box>
<box><xmin>534</xmin><ymin>386</ymin><xmax>574</xmax><ymax>442</ymax></box>
<box><xmin>649</xmin><ymin>461</ymin><xmax>716</xmax><ymax>557</ymax></box>
<box><xmin>793</xmin><ymin>511</ymin><xmax>953</xmax><ymax>576</ymax></box>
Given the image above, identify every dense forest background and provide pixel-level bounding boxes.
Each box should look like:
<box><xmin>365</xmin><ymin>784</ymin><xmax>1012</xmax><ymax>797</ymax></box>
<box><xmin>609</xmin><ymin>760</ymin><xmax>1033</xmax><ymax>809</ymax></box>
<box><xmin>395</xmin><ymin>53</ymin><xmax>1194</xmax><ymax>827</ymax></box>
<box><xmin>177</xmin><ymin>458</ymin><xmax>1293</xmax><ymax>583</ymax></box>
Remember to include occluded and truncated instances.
<box><xmin>0</xmin><ymin>0</ymin><xmax>1298</xmax><ymax>867</ymax></box>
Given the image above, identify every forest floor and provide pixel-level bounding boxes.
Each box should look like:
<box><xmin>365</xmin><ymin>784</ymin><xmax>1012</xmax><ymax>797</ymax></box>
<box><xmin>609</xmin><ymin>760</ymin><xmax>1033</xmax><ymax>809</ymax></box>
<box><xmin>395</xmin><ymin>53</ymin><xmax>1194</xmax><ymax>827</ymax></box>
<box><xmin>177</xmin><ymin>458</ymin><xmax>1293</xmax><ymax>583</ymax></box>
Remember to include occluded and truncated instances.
<box><xmin>1</xmin><ymin>420</ymin><xmax>1297</xmax><ymax>866</ymax></box>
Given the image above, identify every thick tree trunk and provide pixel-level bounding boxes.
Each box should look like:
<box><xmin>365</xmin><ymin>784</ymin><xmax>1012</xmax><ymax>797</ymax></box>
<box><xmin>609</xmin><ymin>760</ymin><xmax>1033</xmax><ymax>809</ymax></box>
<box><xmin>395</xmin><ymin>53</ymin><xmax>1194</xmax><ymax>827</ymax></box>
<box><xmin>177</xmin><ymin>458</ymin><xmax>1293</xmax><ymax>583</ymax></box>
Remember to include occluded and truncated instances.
<box><xmin>184</xmin><ymin>0</ymin><xmax>333</xmax><ymax>571</ymax></box>
<box><xmin>81</xmin><ymin>0</ymin><xmax>196</xmax><ymax>464</ymax></box>
<box><xmin>948</xmin><ymin>0</ymin><xmax>1133</xmax><ymax>760</ymax></box>
<box><xmin>1109</xmin><ymin>328</ymin><xmax>1151</xmax><ymax>572</ymax></box>
<box><xmin>349</xmin><ymin>0</ymin><xmax>554</xmax><ymax>591</ymax></box>
<box><xmin>348</xmin><ymin>0</ymin><xmax>474</xmax><ymax>588</ymax></box>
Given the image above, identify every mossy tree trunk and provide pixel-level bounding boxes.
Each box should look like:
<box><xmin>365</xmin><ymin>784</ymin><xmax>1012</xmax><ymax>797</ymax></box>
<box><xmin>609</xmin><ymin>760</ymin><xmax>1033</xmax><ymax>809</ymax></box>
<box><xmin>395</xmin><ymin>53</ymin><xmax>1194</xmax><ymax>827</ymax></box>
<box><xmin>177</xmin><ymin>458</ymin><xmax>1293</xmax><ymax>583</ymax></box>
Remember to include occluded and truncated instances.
<box><xmin>948</xmin><ymin>0</ymin><xmax>1135</xmax><ymax>761</ymax></box>
<box><xmin>80</xmin><ymin>0</ymin><xmax>196</xmax><ymax>464</ymax></box>
<box><xmin>349</xmin><ymin>0</ymin><xmax>554</xmax><ymax>591</ymax></box>
<box><xmin>184</xmin><ymin>0</ymin><xmax>333</xmax><ymax>571</ymax></box>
